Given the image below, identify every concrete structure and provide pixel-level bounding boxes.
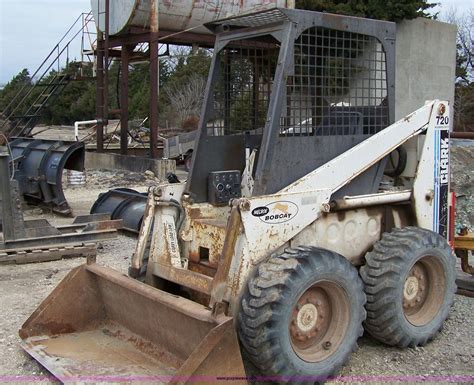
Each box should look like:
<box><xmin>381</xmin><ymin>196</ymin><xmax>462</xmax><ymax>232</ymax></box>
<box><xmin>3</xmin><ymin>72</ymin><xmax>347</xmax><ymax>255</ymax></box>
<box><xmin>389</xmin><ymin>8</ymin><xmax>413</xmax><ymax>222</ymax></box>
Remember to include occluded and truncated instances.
<box><xmin>395</xmin><ymin>18</ymin><xmax>457</xmax><ymax>120</ymax></box>
<box><xmin>85</xmin><ymin>152</ymin><xmax>175</xmax><ymax>179</ymax></box>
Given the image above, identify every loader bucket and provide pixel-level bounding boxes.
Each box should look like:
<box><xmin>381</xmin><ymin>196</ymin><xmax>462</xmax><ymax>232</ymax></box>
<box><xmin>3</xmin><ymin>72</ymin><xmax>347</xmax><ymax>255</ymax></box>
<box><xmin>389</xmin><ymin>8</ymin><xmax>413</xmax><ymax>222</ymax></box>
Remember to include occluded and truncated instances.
<box><xmin>19</xmin><ymin>264</ymin><xmax>246</xmax><ymax>384</ymax></box>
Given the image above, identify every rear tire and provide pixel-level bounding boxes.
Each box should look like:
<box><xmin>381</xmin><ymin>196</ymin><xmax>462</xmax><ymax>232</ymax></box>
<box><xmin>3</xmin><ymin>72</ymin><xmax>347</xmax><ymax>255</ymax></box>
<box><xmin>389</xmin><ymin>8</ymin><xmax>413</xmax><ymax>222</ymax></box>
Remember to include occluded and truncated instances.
<box><xmin>360</xmin><ymin>227</ymin><xmax>456</xmax><ymax>347</ymax></box>
<box><xmin>238</xmin><ymin>247</ymin><xmax>366</xmax><ymax>383</ymax></box>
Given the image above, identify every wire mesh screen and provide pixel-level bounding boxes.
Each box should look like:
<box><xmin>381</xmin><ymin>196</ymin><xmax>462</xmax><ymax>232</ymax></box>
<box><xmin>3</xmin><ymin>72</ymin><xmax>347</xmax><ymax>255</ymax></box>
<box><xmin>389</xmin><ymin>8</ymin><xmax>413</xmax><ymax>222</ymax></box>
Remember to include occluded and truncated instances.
<box><xmin>280</xmin><ymin>27</ymin><xmax>388</xmax><ymax>137</ymax></box>
<box><xmin>206</xmin><ymin>36</ymin><xmax>280</xmax><ymax>136</ymax></box>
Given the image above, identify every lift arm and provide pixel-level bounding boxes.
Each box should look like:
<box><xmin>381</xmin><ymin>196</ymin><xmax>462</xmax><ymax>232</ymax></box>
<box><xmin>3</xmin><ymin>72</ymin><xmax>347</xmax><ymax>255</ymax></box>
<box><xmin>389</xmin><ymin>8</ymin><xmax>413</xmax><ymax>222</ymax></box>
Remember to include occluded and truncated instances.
<box><xmin>239</xmin><ymin>100</ymin><xmax>451</xmax><ymax>259</ymax></box>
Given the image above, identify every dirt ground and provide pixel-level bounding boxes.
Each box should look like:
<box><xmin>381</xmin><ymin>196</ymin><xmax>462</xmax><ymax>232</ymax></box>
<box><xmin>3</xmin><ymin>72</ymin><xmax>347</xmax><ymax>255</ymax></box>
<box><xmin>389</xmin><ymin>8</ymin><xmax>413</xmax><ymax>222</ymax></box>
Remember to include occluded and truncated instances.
<box><xmin>0</xmin><ymin>151</ymin><xmax>473</xmax><ymax>383</ymax></box>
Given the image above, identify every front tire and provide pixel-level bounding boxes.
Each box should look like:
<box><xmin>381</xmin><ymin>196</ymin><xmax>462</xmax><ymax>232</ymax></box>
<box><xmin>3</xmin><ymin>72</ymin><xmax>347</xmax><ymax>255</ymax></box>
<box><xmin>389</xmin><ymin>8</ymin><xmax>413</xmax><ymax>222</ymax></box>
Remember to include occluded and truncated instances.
<box><xmin>360</xmin><ymin>227</ymin><xmax>456</xmax><ymax>348</ymax></box>
<box><xmin>238</xmin><ymin>247</ymin><xmax>366</xmax><ymax>382</ymax></box>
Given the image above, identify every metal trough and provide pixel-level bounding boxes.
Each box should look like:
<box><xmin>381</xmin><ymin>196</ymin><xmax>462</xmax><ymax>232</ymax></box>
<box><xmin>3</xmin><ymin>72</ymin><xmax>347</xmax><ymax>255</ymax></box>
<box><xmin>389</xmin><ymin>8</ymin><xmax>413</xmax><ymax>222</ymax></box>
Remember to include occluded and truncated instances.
<box><xmin>8</xmin><ymin>137</ymin><xmax>85</xmax><ymax>215</ymax></box>
<box><xmin>19</xmin><ymin>263</ymin><xmax>245</xmax><ymax>383</ymax></box>
<box><xmin>91</xmin><ymin>188</ymin><xmax>147</xmax><ymax>233</ymax></box>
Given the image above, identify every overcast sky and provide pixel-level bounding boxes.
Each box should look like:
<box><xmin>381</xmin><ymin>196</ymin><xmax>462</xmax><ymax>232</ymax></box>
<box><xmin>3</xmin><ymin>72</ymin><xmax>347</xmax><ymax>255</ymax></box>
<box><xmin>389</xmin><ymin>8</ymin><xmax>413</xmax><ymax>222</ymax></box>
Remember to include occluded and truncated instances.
<box><xmin>0</xmin><ymin>0</ymin><xmax>472</xmax><ymax>84</ymax></box>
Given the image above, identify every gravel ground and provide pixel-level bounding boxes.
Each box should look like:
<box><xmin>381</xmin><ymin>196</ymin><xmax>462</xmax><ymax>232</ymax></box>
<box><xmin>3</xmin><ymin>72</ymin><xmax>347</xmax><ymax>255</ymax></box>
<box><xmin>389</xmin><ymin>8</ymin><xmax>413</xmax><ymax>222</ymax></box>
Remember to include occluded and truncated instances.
<box><xmin>0</xmin><ymin>161</ymin><xmax>473</xmax><ymax>383</ymax></box>
<box><xmin>451</xmin><ymin>145</ymin><xmax>474</xmax><ymax>231</ymax></box>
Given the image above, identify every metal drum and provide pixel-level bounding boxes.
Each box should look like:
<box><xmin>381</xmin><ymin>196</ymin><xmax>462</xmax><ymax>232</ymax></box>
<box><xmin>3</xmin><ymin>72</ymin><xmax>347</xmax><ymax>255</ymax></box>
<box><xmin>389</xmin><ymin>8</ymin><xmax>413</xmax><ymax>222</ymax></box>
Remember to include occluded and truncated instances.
<box><xmin>91</xmin><ymin>0</ymin><xmax>294</xmax><ymax>35</ymax></box>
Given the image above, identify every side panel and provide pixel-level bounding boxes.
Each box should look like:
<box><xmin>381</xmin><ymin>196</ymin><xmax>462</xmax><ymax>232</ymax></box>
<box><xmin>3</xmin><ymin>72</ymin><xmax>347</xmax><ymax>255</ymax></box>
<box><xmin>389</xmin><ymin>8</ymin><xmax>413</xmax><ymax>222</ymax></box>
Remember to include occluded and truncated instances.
<box><xmin>434</xmin><ymin>123</ymin><xmax>450</xmax><ymax>238</ymax></box>
<box><xmin>413</xmin><ymin>103</ymin><xmax>451</xmax><ymax>237</ymax></box>
<box><xmin>291</xmin><ymin>208</ymin><xmax>384</xmax><ymax>265</ymax></box>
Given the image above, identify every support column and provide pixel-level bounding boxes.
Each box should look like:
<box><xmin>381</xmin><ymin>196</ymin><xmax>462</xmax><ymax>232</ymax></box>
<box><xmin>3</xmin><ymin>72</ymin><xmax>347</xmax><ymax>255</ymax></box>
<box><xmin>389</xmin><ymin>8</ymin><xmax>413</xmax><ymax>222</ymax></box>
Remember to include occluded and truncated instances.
<box><xmin>96</xmin><ymin>35</ymin><xmax>105</xmax><ymax>152</ymax></box>
<box><xmin>149</xmin><ymin>38</ymin><xmax>159</xmax><ymax>159</ymax></box>
<box><xmin>103</xmin><ymin>0</ymin><xmax>110</xmax><ymax>129</ymax></box>
<box><xmin>120</xmin><ymin>45</ymin><xmax>131</xmax><ymax>155</ymax></box>
<box><xmin>0</xmin><ymin>150</ymin><xmax>25</xmax><ymax>242</ymax></box>
<box><xmin>0</xmin><ymin>150</ymin><xmax>13</xmax><ymax>241</ymax></box>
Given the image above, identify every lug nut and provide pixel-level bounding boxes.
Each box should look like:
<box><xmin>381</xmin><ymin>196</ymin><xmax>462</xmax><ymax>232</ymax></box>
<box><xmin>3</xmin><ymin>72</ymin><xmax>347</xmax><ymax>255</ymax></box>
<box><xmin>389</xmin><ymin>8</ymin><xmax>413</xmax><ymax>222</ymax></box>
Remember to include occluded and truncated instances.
<box><xmin>323</xmin><ymin>341</ymin><xmax>332</xmax><ymax>350</ymax></box>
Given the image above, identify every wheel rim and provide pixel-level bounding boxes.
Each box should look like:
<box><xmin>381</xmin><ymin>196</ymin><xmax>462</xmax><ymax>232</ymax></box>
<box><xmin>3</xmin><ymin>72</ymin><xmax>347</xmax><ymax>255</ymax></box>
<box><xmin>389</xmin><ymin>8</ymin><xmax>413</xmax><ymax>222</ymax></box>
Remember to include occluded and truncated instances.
<box><xmin>289</xmin><ymin>281</ymin><xmax>350</xmax><ymax>363</ymax></box>
<box><xmin>403</xmin><ymin>255</ymin><xmax>446</xmax><ymax>326</ymax></box>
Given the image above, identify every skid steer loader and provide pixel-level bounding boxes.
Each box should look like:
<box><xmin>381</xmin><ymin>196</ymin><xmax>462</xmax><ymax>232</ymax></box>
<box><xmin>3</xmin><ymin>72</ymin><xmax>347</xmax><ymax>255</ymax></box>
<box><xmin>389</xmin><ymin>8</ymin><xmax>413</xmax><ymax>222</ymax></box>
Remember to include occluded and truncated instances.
<box><xmin>20</xmin><ymin>8</ymin><xmax>456</xmax><ymax>383</ymax></box>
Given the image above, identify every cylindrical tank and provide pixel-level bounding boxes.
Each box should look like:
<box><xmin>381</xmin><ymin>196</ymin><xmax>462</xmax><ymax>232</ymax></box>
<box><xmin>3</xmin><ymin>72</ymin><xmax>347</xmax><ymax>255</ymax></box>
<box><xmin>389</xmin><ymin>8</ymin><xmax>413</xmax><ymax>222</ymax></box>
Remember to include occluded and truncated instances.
<box><xmin>91</xmin><ymin>0</ymin><xmax>295</xmax><ymax>36</ymax></box>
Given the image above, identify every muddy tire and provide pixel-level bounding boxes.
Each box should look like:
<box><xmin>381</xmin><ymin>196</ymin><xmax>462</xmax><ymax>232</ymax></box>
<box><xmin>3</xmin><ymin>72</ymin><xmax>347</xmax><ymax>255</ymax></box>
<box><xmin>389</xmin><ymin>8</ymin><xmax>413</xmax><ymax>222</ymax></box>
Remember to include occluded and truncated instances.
<box><xmin>360</xmin><ymin>227</ymin><xmax>456</xmax><ymax>348</ymax></box>
<box><xmin>238</xmin><ymin>247</ymin><xmax>366</xmax><ymax>383</ymax></box>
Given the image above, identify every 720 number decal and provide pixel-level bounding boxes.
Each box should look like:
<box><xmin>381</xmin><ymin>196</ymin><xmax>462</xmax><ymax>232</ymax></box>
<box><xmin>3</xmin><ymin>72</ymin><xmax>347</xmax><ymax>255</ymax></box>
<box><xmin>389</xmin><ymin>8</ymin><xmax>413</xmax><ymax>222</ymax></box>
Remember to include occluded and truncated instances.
<box><xmin>436</xmin><ymin>116</ymin><xmax>449</xmax><ymax>125</ymax></box>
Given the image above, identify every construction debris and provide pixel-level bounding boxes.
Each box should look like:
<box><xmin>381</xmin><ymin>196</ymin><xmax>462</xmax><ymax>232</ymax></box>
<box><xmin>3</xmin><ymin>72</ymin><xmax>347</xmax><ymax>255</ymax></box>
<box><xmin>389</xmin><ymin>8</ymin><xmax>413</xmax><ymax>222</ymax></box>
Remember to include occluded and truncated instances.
<box><xmin>454</xmin><ymin>228</ymin><xmax>474</xmax><ymax>297</ymax></box>
<box><xmin>90</xmin><ymin>188</ymin><xmax>147</xmax><ymax>234</ymax></box>
<box><xmin>0</xmin><ymin>148</ymin><xmax>122</xmax><ymax>264</ymax></box>
<box><xmin>8</xmin><ymin>137</ymin><xmax>85</xmax><ymax>214</ymax></box>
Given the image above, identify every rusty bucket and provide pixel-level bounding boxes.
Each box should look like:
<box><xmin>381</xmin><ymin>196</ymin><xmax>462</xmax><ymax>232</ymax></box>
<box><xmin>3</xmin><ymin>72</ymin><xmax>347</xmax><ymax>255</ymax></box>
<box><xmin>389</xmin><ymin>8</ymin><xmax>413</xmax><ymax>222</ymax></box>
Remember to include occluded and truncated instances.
<box><xmin>19</xmin><ymin>264</ymin><xmax>246</xmax><ymax>384</ymax></box>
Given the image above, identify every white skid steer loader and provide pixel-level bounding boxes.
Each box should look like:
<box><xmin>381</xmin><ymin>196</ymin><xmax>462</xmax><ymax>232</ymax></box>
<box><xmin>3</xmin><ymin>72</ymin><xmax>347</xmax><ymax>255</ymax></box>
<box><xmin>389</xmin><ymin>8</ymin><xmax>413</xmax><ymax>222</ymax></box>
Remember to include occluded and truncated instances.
<box><xmin>20</xmin><ymin>8</ymin><xmax>456</xmax><ymax>384</ymax></box>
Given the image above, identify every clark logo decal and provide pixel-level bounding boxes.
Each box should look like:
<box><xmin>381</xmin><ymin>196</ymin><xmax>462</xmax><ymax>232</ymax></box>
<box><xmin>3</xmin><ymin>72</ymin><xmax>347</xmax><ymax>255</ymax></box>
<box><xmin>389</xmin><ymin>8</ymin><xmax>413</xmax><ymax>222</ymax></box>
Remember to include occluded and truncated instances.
<box><xmin>252</xmin><ymin>201</ymin><xmax>299</xmax><ymax>224</ymax></box>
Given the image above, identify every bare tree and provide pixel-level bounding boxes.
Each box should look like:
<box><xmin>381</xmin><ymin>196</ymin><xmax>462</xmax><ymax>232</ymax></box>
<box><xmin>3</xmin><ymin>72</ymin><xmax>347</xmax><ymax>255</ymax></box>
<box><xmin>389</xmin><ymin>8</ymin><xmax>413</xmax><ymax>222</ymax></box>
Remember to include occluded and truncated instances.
<box><xmin>444</xmin><ymin>7</ymin><xmax>474</xmax><ymax>83</ymax></box>
<box><xmin>164</xmin><ymin>74</ymin><xmax>207</xmax><ymax>129</ymax></box>
<box><xmin>443</xmin><ymin>7</ymin><xmax>474</xmax><ymax>132</ymax></box>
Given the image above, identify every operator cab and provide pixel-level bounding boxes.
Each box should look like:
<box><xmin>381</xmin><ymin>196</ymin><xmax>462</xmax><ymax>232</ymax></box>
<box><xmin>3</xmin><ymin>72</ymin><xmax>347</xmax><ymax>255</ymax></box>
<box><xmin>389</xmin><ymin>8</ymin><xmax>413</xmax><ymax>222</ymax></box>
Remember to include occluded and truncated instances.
<box><xmin>185</xmin><ymin>9</ymin><xmax>395</xmax><ymax>205</ymax></box>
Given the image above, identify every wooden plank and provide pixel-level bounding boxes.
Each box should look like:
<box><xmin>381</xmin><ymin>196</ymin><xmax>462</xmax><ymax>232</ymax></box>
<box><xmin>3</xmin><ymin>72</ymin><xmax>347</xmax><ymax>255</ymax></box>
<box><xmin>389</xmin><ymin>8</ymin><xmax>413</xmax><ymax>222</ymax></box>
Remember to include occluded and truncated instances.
<box><xmin>0</xmin><ymin>245</ymin><xmax>97</xmax><ymax>265</ymax></box>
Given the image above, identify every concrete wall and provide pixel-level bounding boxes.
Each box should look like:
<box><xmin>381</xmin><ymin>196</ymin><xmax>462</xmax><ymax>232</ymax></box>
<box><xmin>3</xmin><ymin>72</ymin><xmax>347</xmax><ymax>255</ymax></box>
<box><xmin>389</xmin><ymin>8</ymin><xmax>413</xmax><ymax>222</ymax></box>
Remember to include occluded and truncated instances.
<box><xmin>85</xmin><ymin>152</ymin><xmax>176</xmax><ymax>180</ymax></box>
<box><xmin>395</xmin><ymin>18</ymin><xmax>457</xmax><ymax>120</ymax></box>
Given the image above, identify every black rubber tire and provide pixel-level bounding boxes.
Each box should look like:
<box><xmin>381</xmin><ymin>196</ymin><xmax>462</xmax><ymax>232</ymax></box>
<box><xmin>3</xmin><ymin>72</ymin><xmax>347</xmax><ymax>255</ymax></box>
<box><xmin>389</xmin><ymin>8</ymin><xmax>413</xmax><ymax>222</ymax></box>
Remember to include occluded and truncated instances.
<box><xmin>238</xmin><ymin>247</ymin><xmax>366</xmax><ymax>383</ymax></box>
<box><xmin>360</xmin><ymin>227</ymin><xmax>456</xmax><ymax>348</ymax></box>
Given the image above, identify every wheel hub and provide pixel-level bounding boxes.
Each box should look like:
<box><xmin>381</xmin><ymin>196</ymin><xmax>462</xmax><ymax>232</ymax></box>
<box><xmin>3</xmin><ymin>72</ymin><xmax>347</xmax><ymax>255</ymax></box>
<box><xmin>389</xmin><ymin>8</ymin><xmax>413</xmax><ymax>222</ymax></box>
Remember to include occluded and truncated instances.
<box><xmin>403</xmin><ymin>263</ymin><xmax>427</xmax><ymax>310</ymax></box>
<box><xmin>290</xmin><ymin>286</ymin><xmax>332</xmax><ymax>344</ymax></box>
<box><xmin>297</xmin><ymin>304</ymin><xmax>318</xmax><ymax>332</ymax></box>
<box><xmin>404</xmin><ymin>276</ymin><xmax>419</xmax><ymax>301</ymax></box>
<box><xmin>289</xmin><ymin>281</ymin><xmax>350</xmax><ymax>363</ymax></box>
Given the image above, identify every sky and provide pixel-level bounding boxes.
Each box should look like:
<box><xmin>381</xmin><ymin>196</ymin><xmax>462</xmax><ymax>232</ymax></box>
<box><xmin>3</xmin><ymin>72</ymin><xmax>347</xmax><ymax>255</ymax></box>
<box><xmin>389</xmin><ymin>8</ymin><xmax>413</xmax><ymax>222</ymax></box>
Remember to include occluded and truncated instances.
<box><xmin>0</xmin><ymin>0</ymin><xmax>472</xmax><ymax>85</ymax></box>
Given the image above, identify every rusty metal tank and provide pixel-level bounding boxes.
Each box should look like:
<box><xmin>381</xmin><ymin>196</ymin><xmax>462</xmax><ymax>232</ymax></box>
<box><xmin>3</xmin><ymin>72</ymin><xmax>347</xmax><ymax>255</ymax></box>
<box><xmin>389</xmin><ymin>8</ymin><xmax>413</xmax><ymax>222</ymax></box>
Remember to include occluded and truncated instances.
<box><xmin>91</xmin><ymin>0</ymin><xmax>294</xmax><ymax>35</ymax></box>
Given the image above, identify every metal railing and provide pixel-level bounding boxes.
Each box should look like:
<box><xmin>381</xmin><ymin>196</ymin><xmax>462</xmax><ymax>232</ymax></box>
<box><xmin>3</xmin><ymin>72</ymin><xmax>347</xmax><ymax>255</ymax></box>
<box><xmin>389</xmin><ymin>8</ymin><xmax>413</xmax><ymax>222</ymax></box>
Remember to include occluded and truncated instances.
<box><xmin>1</xmin><ymin>12</ymin><xmax>96</xmax><ymax>138</ymax></box>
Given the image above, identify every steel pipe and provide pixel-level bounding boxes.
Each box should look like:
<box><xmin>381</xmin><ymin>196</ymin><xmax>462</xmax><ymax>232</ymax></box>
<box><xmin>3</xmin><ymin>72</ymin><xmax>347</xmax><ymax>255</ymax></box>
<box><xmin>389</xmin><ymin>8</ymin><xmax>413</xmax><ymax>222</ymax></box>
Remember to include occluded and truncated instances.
<box><xmin>330</xmin><ymin>190</ymin><xmax>412</xmax><ymax>211</ymax></box>
<box><xmin>451</xmin><ymin>131</ymin><xmax>474</xmax><ymax>140</ymax></box>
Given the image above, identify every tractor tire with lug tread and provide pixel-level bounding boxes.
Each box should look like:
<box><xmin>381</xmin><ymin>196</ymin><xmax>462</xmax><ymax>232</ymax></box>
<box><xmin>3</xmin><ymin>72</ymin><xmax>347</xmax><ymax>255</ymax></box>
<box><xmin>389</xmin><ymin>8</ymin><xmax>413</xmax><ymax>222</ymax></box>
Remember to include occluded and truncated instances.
<box><xmin>360</xmin><ymin>226</ymin><xmax>456</xmax><ymax>348</ymax></box>
<box><xmin>238</xmin><ymin>247</ymin><xmax>366</xmax><ymax>383</ymax></box>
